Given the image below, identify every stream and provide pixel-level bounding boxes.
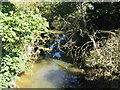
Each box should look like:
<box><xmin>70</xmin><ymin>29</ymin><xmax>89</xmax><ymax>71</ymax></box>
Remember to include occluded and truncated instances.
<box><xmin>15</xmin><ymin>34</ymin><xmax>84</xmax><ymax>88</ymax></box>
<box><xmin>15</xmin><ymin>59</ymin><xmax>83</xmax><ymax>88</ymax></box>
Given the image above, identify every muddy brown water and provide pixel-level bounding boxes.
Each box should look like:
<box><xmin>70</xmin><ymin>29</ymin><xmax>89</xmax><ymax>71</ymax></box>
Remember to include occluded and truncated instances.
<box><xmin>15</xmin><ymin>59</ymin><xmax>83</xmax><ymax>88</ymax></box>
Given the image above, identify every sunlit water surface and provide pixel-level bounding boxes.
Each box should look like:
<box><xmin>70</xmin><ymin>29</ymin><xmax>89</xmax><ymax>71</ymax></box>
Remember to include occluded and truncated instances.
<box><xmin>15</xmin><ymin>60</ymin><xmax>79</xmax><ymax>88</ymax></box>
<box><xmin>16</xmin><ymin>34</ymin><xmax>80</xmax><ymax>88</ymax></box>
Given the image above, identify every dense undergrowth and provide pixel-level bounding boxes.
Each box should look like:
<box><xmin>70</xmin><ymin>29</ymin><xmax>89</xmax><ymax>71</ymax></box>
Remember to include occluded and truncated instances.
<box><xmin>83</xmin><ymin>34</ymin><xmax>120</xmax><ymax>88</ymax></box>
<box><xmin>0</xmin><ymin>2</ymin><xmax>49</xmax><ymax>89</ymax></box>
<box><xmin>37</xmin><ymin>2</ymin><xmax>120</xmax><ymax>88</ymax></box>
<box><xmin>0</xmin><ymin>1</ymin><xmax>120</xmax><ymax>89</ymax></box>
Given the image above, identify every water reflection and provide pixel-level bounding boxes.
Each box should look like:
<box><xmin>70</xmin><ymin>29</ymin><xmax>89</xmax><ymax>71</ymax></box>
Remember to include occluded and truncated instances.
<box><xmin>15</xmin><ymin>34</ymin><xmax>80</xmax><ymax>88</ymax></box>
<box><xmin>15</xmin><ymin>60</ymin><xmax>79</xmax><ymax>88</ymax></box>
<box><xmin>48</xmin><ymin>34</ymin><xmax>68</xmax><ymax>59</ymax></box>
<box><xmin>33</xmin><ymin>63</ymin><xmax>66</xmax><ymax>88</ymax></box>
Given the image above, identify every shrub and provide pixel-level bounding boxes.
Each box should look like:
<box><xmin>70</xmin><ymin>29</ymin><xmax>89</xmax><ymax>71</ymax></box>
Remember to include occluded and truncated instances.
<box><xmin>85</xmin><ymin>34</ymin><xmax>119</xmax><ymax>80</ymax></box>
<box><xmin>0</xmin><ymin>10</ymin><xmax>49</xmax><ymax>89</ymax></box>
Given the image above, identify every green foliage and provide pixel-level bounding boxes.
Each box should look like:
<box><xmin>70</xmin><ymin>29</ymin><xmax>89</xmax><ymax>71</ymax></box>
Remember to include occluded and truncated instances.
<box><xmin>1</xmin><ymin>2</ymin><xmax>16</xmax><ymax>14</ymax></box>
<box><xmin>0</xmin><ymin>1</ymin><xmax>119</xmax><ymax>88</ymax></box>
<box><xmin>9</xmin><ymin>0</ymin><xmax>40</xmax><ymax>13</ymax></box>
<box><xmin>1</xmin><ymin>10</ymin><xmax>49</xmax><ymax>56</ymax></box>
<box><xmin>0</xmin><ymin>55</ymin><xmax>29</xmax><ymax>89</ymax></box>
<box><xmin>0</xmin><ymin>7</ymin><xmax>49</xmax><ymax>89</ymax></box>
<box><xmin>38</xmin><ymin>2</ymin><xmax>78</xmax><ymax>30</ymax></box>
<box><xmin>84</xmin><ymin>2</ymin><xmax>120</xmax><ymax>30</ymax></box>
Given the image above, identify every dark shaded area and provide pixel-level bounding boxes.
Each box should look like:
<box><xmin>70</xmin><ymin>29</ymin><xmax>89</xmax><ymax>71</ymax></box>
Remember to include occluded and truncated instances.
<box><xmin>86</xmin><ymin>2</ymin><xmax>120</xmax><ymax>30</ymax></box>
<box><xmin>38</xmin><ymin>2</ymin><xmax>78</xmax><ymax>30</ymax></box>
<box><xmin>44</xmin><ymin>69</ymin><xmax>81</xmax><ymax>88</ymax></box>
<box><xmin>73</xmin><ymin>32</ymin><xmax>91</xmax><ymax>47</ymax></box>
<box><xmin>54</xmin><ymin>2</ymin><xmax>78</xmax><ymax>17</ymax></box>
<box><xmin>1</xmin><ymin>1</ymin><xmax>16</xmax><ymax>14</ymax></box>
<box><xmin>79</xmin><ymin>77</ymin><xmax>120</xmax><ymax>88</ymax></box>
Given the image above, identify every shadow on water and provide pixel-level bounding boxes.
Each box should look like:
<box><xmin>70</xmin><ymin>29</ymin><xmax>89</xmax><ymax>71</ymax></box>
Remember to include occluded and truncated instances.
<box><xmin>15</xmin><ymin>34</ymin><xmax>86</xmax><ymax>88</ymax></box>
<box><xmin>15</xmin><ymin>60</ymin><xmax>81</xmax><ymax>88</ymax></box>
